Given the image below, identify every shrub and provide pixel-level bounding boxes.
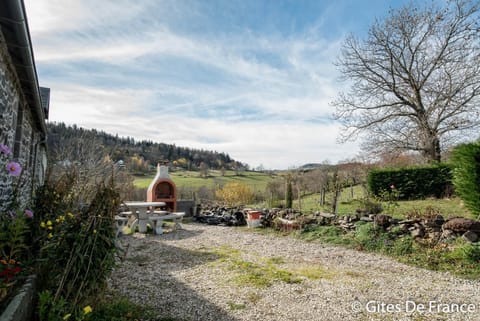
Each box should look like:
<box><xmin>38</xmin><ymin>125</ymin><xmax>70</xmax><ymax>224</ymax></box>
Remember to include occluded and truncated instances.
<box><xmin>34</xmin><ymin>173</ymin><xmax>121</xmax><ymax>318</ymax></box>
<box><xmin>355</xmin><ymin>223</ymin><xmax>384</xmax><ymax>251</ymax></box>
<box><xmin>450</xmin><ymin>142</ymin><xmax>480</xmax><ymax>217</ymax></box>
<box><xmin>460</xmin><ymin>243</ymin><xmax>480</xmax><ymax>263</ymax></box>
<box><xmin>390</xmin><ymin>236</ymin><xmax>414</xmax><ymax>256</ymax></box>
<box><xmin>367</xmin><ymin>164</ymin><xmax>453</xmax><ymax>200</ymax></box>
<box><xmin>215</xmin><ymin>182</ymin><xmax>254</xmax><ymax>206</ymax></box>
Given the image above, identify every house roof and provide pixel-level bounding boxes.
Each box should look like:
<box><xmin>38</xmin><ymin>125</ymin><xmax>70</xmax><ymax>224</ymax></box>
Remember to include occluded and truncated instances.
<box><xmin>0</xmin><ymin>0</ymin><xmax>47</xmax><ymax>137</ymax></box>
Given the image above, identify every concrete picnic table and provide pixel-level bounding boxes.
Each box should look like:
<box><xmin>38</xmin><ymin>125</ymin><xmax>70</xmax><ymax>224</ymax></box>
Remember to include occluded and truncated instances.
<box><xmin>123</xmin><ymin>201</ymin><xmax>166</xmax><ymax>233</ymax></box>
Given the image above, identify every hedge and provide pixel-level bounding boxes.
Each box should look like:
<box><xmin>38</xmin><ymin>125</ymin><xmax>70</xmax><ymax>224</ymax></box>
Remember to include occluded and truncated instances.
<box><xmin>450</xmin><ymin>142</ymin><xmax>480</xmax><ymax>217</ymax></box>
<box><xmin>367</xmin><ymin>164</ymin><xmax>453</xmax><ymax>200</ymax></box>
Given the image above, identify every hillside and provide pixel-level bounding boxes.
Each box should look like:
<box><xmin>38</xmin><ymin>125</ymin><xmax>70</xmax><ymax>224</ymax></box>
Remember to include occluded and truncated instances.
<box><xmin>47</xmin><ymin>122</ymin><xmax>247</xmax><ymax>171</ymax></box>
<box><xmin>135</xmin><ymin>169</ymin><xmax>274</xmax><ymax>191</ymax></box>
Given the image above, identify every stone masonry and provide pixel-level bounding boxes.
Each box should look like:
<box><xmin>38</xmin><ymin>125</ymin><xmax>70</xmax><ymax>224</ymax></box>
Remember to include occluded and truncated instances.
<box><xmin>0</xmin><ymin>26</ymin><xmax>48</xmax><ymax>211</ymax></box>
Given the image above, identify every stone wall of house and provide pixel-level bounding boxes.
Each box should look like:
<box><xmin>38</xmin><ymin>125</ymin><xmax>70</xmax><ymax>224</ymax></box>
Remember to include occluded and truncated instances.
<box><xmin>0</xmin><ymin>31</ymin><xmax>46</xmax><ymax>211</ymax></box>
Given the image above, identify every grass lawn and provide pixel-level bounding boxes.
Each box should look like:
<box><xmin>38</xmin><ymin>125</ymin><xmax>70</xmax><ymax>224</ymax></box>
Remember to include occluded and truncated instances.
<box><xmin>296</xmin><ymin>185</ymin><xmax>473</xmax><ymax>219</ymax></box>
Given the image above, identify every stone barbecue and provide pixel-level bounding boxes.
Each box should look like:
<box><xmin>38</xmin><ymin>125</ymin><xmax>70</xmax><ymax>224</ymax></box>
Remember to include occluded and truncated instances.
<box><xmin>147</xmin><ymin>163</ymin><xmax>177</xmax><ymax>211</ymax></box>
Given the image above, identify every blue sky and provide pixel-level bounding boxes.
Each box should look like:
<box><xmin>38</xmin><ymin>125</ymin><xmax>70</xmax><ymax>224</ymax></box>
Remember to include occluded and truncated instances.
<box><xmin>24</xmin><ymin>0</ymin><xmax>412</xmax><ymax>169</ymax></box>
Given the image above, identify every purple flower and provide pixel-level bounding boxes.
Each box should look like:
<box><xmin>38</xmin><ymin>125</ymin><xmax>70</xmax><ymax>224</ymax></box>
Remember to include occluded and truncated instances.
<box><xmin>0</xmin><ymin>144</ymin><xmax>11</xmax><ymax>156</ymax></box>
<box><xmin>6</xmin><ymin>162</ymin><xmax>21</xmax><ymax>176</ymax></box>
<box><xmin>25</xmin><ymin>209</ymin><xmax>33</xmax><ymax>218</ymax></box>
<box><xmin>0</xmin><ymin>145</ymin><xmax>9</xmax><ymax>155</ymax></box>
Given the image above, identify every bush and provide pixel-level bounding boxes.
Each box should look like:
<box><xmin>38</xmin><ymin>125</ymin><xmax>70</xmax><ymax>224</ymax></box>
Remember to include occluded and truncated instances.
<box><xmin>390</xmin><ymin>236</ymin><xmax>414</xmax><ymax>256</ymax></box>
<box><xmin>34</xmin><ymin>173</ymin><xmax>121</xmax><ymax>319</ymax></box>
<box><xmin>450</xmin><ymin>142</ymin><xmax>480</xmax><ymax>217</ymax></box>
<box><xmin>367</xmin><ymin>164</ymin><xmax>453</xmax><ymax>200</ymax></box>
<box><xmin>460</xmin><ymin>243</ymin><xmax>480</xmax><ymax>263</ymax></box>
<box><xmin>354</xmin><ymin>223</ymin><xmax>390</xmax><ymax>251</ymax></box>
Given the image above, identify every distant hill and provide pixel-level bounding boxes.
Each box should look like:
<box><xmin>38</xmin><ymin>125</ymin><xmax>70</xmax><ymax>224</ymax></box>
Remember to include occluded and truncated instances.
<box><xmin>46</xmin><ymin>122</ymin><xmax>247</xmax><ymax>171</ymax></box>
<box><xmin>298</xmin><ymin>163</ymin><xmax>333</xmax><ymax>171</ymax></box>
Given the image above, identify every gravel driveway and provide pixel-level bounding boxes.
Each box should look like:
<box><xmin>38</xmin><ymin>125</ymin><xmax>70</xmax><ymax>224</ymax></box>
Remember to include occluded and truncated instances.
<box><xmin>108</xmin><ymin>223</ymin><xmax>480</xmax><ymax>321</ymax></box>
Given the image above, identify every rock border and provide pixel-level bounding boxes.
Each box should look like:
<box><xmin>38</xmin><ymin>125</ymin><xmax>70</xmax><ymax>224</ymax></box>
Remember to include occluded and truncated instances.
<box><xmin>0</xmin><ymin>275</ymin><xmax>37</xmax><ymax>321</ymax></box>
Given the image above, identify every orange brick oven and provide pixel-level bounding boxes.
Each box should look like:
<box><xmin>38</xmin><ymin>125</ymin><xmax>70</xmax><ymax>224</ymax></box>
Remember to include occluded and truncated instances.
<box><xmin>147</xmin><ymin>163</ymin><xmax>177</xmax><ymax>211</ymax></box>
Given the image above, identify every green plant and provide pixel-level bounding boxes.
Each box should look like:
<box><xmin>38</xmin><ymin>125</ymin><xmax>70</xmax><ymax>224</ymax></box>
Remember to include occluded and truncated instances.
<box><xmin>361</xmin><ymin>199</ymin><xmax>383</xmax><ymax>214</ymax></box>
<box><xmin>355</xmin><ymin>223</ymin><xmax>390</xmax><ymax>251</ymax></box>
<box><xmin>89</xmin><ymin>296</ymin><xmax>158</xmax><ymax>321</ymax></box>
<box><xmin>227</xmin><ymin>301</ymin><xmax>246</xmax><ymax>310</ymax></box>
<box><xmin>34</xmin><ymin>173</ymin><xmax>121</xmax><ymax>318</ymax></box>
<box><xmin>459</xmin><ymin>243</ymin><xmax>480</xmax><ymax>263</ymax></box>
<box><xmin>299</xmin><ymin>225</ymin><xmax>355</xmax><ymax>246</ymax></box>
<box><xmin>367</xmin><ymin>164</ymin><xmax>453</xmax><ymax>200</ymax></box>
<box><xmin>450</xmin><ymin>142</ymin><xmax>480</xmax><ymax>218</ymax></box>
<box><xmin>390</xmin><ymin>236</ymin><xmax>414</xmax><ymax>256</ymax></box>
<box><xmin>38</xmin><ymin>291</ymin><xmax>70</xmax><ymax>321</ymax></box>
<box><xmin>0</xmin><ymin>144</ymin><xmax>35</xmax><ymax>306</ymax></box>
<box><xmin>377</xmin><ymin>185</ymin><xmax>400</xmax><ymax>215</ymax></box>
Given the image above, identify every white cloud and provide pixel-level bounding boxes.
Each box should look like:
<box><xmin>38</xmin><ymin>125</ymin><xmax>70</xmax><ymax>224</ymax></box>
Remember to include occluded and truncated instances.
<box><xmin>26</xmin><ymin>0</ymin><xmax>362</xmax><ymax>169</ymax></box>
<box><xmin>48</xmin><ymin>83</ymin><xmax>359</xmax><ymax>169</ymax></box>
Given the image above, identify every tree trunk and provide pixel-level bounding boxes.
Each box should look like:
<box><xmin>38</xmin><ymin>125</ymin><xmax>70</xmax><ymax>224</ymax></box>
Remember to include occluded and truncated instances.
<box><xmin>423</xmin><ymin>136</ymin><xmax>442</xmax><ymax>162</ymax></box>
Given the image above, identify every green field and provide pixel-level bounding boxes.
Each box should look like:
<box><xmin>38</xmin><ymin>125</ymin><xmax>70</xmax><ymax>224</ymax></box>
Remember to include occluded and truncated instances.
<box><xmin>135</xmin><ymin>170</ymin><xmax>472</xmax><ymax>218</ymax></box>
<box><xmin>134</xmin><ymin>170</ymin><xmax>275</xmax><ymax>192</ymax></box>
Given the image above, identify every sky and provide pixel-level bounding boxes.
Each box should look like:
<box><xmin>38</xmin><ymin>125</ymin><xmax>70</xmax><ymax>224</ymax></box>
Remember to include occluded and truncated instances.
<box><xmin>24</xmin><ymin>0</ymin><xmax>412</xmax><ymax>170</ymax></box>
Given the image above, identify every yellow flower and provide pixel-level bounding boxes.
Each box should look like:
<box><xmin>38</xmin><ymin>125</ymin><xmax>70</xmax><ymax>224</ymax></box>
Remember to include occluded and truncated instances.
<box><xmin>47</xmin><ymin>220</ymin><xmax>52</xmax><ymax>226</ymax></box>
<box><xmin>93</xmin><ymin>229</ymin><xmax>97</xmax><ymax>234</ymax></box>
<box><xmin>48</xmin><ymin>226</ymin><xmax>53</xmax><ymax>230</ymax></box>
<box><xmin>40</xmin><ymin>222</ymin><xmax>46</xmax><ymax>228</ymax></box>
<box><xmin>83</xmin><ymin>305</ymin><xmax>93</xmax><ymax>315</ymax></box>
<box><xmin>48</xmin><ymin>233</ymin><xmax>53</xmax><ymax>239</ymax></box>
<box><xmin>67</xmin><ymin>213</ymin><xmax>74</xmax><ymax>218</ymax></box>
<box><xmin>63</xmin><ymin>314</ymin><xmax>71</xmax><ymax>320</ymax></box>
<box><xmin>55</xmin><ymin>218</ymin><xmax>60</xmax><ymax>223</ymax></box>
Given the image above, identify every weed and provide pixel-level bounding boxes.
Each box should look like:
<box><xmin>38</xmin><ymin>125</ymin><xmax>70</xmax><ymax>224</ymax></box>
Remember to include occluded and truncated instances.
<box><xmin>227</xmin><ymin>301</ymin><xmax>246</xmax><ymax>310</ymax></box>
<box><xmin>246</xmin><ymin>292</ymin><xmax>262</xmax><ymax>304</ymax></box>
<box><xmin>126</xmin><ymin>254</ymin><xmax>150</xmax><ymax>264</ymax></box>
<box><xmin>299</xmin><ymin>225</ymin><xmax>354</xmax><ymax>246</ymax></box>
<box><xmin>354</xmin><ymin>223</ymin><xmax>390</xmax><ymax>251</ymax></box>
<box><xmin>90</xmin><ymin>295</ymin><xmax>158</xmax><ymax>321</ymax></box>
<box><xmin>266</xmin><ymin>256</ymin><xmax>285</xmax><ymax>265</ymax></box>
<box><xmin>389</xmin><ymin>236</ymin><xmax>415</xmax><ymax>256</ymax></box>
<box><xmin>293</xmin><ymin>266</ymin><xmax>335</xmax><ymax>280</ymax></box>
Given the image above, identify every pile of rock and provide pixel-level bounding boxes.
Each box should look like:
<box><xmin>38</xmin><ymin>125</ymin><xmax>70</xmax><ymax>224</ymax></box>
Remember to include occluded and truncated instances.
<box><xmin>194</xmin><ymin>206</ymin><xmax>246</xmax><ymax>226</ymax></box>
<box><xmin>324</xmin><ymin>212</ymin><xmax>480</xmax><ymax>243</ymax></box>
<box><xmin>194</xmin><ymin>204</ymin><xmax>480</xmax><ymax>244</ymax></box>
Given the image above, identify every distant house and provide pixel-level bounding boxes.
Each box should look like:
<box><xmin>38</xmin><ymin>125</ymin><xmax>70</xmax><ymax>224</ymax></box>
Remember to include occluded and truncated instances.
<box><xmin>0</xmin><ymin>0</ymin><xmax>49</xmax><ymax>210</ymax></box>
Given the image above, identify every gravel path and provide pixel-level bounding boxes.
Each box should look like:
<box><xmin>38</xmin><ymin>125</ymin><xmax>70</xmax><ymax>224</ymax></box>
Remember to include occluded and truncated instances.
<box><xmin>108</xmin><ymin>223</ymin><xmax>480</xmax><ymax>321</ymax></box>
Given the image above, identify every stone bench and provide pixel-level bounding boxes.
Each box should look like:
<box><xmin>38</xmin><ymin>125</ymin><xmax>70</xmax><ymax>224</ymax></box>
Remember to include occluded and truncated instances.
<box><xmin>149</xmin><ymin>212</ymin><xmax>185</xmax><ymax>235</ymax></box>
<box><xmin>114</xmin><ymin>215</ymin><xmax>130</xmax><ymax>237</ymax></box>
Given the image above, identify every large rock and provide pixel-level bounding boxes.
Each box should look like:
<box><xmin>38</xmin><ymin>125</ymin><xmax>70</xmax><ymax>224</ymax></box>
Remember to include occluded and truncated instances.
<box><xmin>424</xmin><ymin>215</ymin><xmax>445</xmax><ymax>228</ymax></box>
<box><xmin>442</xmin><ymin>218</ymin><xmax>480</xmax><ymax>233</ymax></box>
<box><xmin>374</xmin><ymin>214</ymin><xmax>392</xmax><ymax>228</ymax></box>
<box><xmin>462</xmin><ymin>231</ymin><xmax>479</xmax><ymax>243</ymax></box>
<box><xmin>411</xmin><ymin>228</ymin><xmax>425</xmax><ymax>238</ymax></box>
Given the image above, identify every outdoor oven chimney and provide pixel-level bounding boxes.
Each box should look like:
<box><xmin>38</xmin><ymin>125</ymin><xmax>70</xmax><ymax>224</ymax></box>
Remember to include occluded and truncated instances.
<box><xmin>146</xmin><ymin>163</ymin><xmax>177</xmax><ymax>211</ymax></box>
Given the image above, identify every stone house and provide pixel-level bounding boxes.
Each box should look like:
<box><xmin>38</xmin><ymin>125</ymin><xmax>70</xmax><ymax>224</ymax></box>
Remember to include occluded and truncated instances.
<box><xmin>0</xmin><ymin>0</ymin><xmax>49</xmax><ymax>210</ymax></box>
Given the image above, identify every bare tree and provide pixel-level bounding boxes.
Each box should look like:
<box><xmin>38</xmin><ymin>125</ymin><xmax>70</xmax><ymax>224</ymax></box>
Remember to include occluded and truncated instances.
<box><xmin>333</xmin><ymin>0</ymin><xmax>480</xmax><ymax>162</ymax></box>
<box><xmin>48</xmin><ymin>131</ymin><xmax>134</xmax><ymax>202</ymax></box>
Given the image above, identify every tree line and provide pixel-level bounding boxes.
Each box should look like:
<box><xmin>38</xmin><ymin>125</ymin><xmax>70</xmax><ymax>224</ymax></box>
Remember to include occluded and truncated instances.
<box><xmin>46</xmin><ymin>122</ymin><xmax>247</xmax><ymax>173</ymax></box>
